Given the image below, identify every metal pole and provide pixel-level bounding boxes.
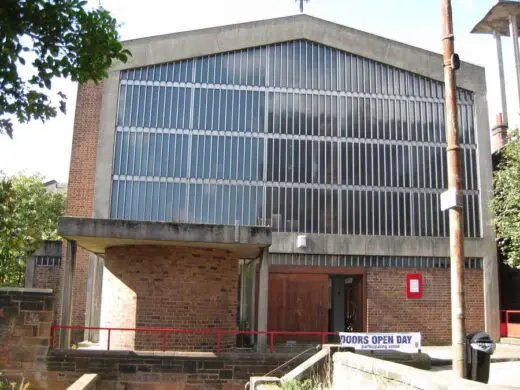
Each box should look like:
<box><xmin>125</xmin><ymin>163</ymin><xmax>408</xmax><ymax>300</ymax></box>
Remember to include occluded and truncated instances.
<box><xmin>509</xmin><ymin>14</ymin><xmax>520</xmax><ymax>122</ymax></box>
<box><xmin>441</xmin><ymin>0</ymin><xmax>466</xmax><ymax>378</ymax></box>
<box><xmin>494</xmin><ymin>31</ymin><xmax>508</xmax><ymax>126</ymax></box>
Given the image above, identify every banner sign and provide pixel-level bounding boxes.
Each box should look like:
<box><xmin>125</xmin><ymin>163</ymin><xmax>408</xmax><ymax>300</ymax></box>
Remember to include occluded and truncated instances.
<box><xmin>338</xmin><ymin>332</ymin><xmax>421</xmax><ymax>353</ymax></box>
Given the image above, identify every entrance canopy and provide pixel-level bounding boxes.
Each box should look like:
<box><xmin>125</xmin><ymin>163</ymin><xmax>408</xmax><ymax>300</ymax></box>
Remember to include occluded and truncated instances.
<box><xmin>471</xmin><ymin>1</ymin><xmax>520</xmax><ymax>36</ymax></box>
<box><xmin>58</xmin><ymin>216</ymin><xmax>271</xmax><ymax>259</ymax></box>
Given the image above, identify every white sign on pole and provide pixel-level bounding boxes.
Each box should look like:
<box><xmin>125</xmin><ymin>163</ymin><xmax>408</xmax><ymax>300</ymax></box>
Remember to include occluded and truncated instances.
<box><xmin>338</xmin><ymin>332</ymin><xmax>421</xmax><ymax>353</ymax></box>
<box><xmin>440</xmin><ymin>190</ymin><xmax>462</xmax><ymax>211</ymax></box>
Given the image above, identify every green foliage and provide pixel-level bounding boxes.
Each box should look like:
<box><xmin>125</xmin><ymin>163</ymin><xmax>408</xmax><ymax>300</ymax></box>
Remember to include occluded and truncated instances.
<box><xmin>0</xmin><ymin>373</ymin><xmax>30</xmax><ymax>390</ymax></box>
<box><xmin>0</xmin><ymin>174</ymin><xmax>66</xmax><ymax>286</ymax></box>
<box><xmin>492</xmin><ymin>130</ymin><xmax>520</xmax><ymax>268</ymax></box>
<box><xmin>0</xmin><ymin>0</ymin><xmax>130</xmax><ymax>138</ymax></box>
<box><xmin>281</xmin><ymin>379</ymin><xmax>316</xmax><ymax>390</ymax></box>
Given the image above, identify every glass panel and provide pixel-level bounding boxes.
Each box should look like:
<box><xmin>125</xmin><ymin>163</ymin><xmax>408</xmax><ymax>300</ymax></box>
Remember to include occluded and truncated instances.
<box><xmin>111</xmin><ymin>43</ymin><xmax>479</xmax><ymax>238</ymax></box>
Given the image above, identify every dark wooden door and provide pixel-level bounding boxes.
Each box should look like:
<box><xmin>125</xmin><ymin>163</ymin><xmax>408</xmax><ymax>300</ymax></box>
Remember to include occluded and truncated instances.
<box><xmin>268</xmin><ymin>273</ymin><xmax>286</xmax><ymax>331</ymax></box>
<box><xmin>351</xmin><ymin>276</ymin><xmax>364</xmax><ymax>331</ymax></box>
<box><xmin>268</xmin><ymin>273</ymin><xmax>328</xmax><ymax>341</ymax></box>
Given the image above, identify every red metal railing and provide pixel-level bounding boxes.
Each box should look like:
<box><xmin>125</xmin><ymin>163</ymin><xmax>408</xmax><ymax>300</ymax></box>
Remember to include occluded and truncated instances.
<box><xmin>500</xmin><ymin>310</ymin><xmax>520</xmax><ymax>338</ymax></box>
<box><xmin>50</xmin><ymin>325</ymin><xmax>340</xmax><ymax>353</ymax></box>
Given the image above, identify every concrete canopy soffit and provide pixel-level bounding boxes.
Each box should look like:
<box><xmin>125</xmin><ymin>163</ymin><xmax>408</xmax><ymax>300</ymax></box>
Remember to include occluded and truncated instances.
<box><xmin>113</xmin><ymin>14</ymin><xmax>485</xmax><ymax>94</ymax></box>
<box><xmin>471</xmin><ymin>1</ymin><xmax>520</xmax><ymax>37</ymax></box>
<box><xmin>58</xmin><ymin>217</ymin><xmax>271</xmax><ymax>259</ymax></box>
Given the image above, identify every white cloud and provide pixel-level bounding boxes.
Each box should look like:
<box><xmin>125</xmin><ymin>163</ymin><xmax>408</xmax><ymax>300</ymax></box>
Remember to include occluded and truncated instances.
<box><xmin>457</xmin><ymin>0</ymin><xmax>475</xmax><ymax>12</ymax></box>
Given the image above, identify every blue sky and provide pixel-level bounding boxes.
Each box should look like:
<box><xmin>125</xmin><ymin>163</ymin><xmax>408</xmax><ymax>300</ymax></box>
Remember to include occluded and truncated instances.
<box><xmin>0</xmin><ymin>0</ymin><xmax>515</xmax><ymax>182</ymax></box>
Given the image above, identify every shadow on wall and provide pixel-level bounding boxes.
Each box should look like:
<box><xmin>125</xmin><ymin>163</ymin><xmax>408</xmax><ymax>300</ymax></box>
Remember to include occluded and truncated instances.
<box><xmin>99</xmin><ymin>266</ymin><xmax>137</xmax><ymax>350</ymax></box>
<box><xmin>97</xmin><ymin>245</ymin><xmax>239</xmax><ymax>352</ymax></box>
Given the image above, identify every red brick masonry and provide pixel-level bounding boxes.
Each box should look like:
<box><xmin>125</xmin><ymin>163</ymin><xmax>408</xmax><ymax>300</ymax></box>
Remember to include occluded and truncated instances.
<box><xmin>367</xmin><ymin>268</ymin><xmax>484</xmax><ymax>344</ymax></box>
<box><xmin>58</xmin><ymin>81</ymin><xmax>104</xmax><ymax>338</ymax></box>
<box><xmin>101</xmin><ymin>245</ymin><xmax>240</xmax><ymax>351</ymax></box>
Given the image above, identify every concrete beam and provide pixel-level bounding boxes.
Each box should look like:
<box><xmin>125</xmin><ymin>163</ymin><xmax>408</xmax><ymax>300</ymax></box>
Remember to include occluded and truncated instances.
<box><xmin>58</xmin><ymin>217</ymin><xmax>272</xmax><ymax>259</ymax></box>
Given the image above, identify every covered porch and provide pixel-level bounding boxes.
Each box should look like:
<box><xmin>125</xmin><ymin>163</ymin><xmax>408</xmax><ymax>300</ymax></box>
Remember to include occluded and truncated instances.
<box><xmin>57</xmin><ymin>216</ymin><xmax>272</xmax><ymax>352</ymax></box>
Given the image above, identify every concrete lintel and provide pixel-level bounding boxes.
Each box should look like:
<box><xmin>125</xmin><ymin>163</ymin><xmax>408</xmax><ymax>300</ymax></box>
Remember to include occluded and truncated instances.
<box><xmin>270</xmin><ymin>233</ymin><xmax>488</xmax><ymax>258</ymax></box>
<box><xmin>0</xmin><ymin>287</ymin><xmax>53</xmax><ymax>294</ymax></box>
<box><xmin>31</xmin><ymin>240</ymin><xmax>63</xmax><ymax>257</ymax></box>
<box><xmin>58</xmin><ymin>216</ymin><xmax>271</xmax><ymax>259</ymax></box>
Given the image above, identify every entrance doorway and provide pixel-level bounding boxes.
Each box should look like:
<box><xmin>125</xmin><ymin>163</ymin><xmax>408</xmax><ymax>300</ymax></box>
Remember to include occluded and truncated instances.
<box><xmin>262</xmin><ymin>268</ymin><xmax>366</xmax><ymax>343</ymax></box>
<box><xmin>329</xmin><ymin>275</ymin><xmax>364</xmax><ymax>333</ymax></box>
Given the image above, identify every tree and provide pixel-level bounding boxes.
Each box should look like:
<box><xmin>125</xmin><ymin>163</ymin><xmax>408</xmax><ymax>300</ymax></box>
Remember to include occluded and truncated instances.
<box><xmin>0</xmin><ymin>0</ymin><xmax>130</xmax><ymax>138</ymax></box>
<box><xmin>492</xmin><ymin>131</ymin><xmax>520</xmax><ymax>268</ymax></box>
<box><xmin>0</xmin><ymin>174</ymin><xmax>66</xmax><ymax>286</ymax></box>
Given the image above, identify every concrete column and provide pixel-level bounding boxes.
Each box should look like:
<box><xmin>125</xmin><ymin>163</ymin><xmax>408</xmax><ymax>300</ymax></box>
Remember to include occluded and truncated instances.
<box><xmin>239</xmin><ymin>261</ymin><xmax>247</xmax><ymax>324</ymax></box>
<box><xmin>24</xmin><ymin>257</ymin><xmax>35</xmax><ymax>288</ymax></box>
<box><xmin>91</xmin><ymin>257</ymin><xmax>104</xmax><ymax>343</ymax></box>
<box><xmin>475</xmin><ymin>92</ymin><xmax>500</xmax><ymax>341</ymax></box>
<box><xmin>510</xmin><ymin>14</ymin><xmax>520</xmax><ymax>121</ymax></box>
<box><xmin>60</xmin><ymin>240</ymin><xmax>76</xmax><ymax>348</ymax></box>
<box><xmin>250</xmin><ymin>260</ymin><xmax>257</xmax><ymax>338</ymax></box>
<box><xmin>257</xmin><ymin>249</ymin><xmax>269</xmax><ymax>353</ymax></box>
<box><xmin>494</xmin><ymin>31</ymin><xmax>508</xmax><ymax>126</ymax></box>
<box><xmin>85</xmin><ymin>254</ymin><xmax>102</xmax><ymax>342</ymax></box>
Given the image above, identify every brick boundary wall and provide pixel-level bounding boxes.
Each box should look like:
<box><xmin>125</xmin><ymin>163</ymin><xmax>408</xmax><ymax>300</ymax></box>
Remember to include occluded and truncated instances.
<box><xmin>0</xmin><ymin>288</ymin><xmax>54</xmax><ymax>390</ymax></box>
<box><xmin>46</xmin><ymin>350</ymin><xmax>313</xmax><ymax>390</ymax></box>
<box><xmin>0</xmin><ymin>288</ymin><xmax>315</xmax><ymax>390</ymax></box>
<box><xmin>367</xmin><ymin>268</ymin><xmax>484</xmax><ymax>344</ymax></box>
<box><xmin>102</xmin><ymin>245</ymin><xmax>239</xmax><ymax>351</ymax></box>
<box><xmin>57</xmin><ymin>81</ymin><xmax>104</xmax><ymax>343</ymax></box>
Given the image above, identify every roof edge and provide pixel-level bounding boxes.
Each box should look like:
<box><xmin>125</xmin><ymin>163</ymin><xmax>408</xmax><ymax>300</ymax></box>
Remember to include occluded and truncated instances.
<box><xmin>120</xmin><ymin>14</ymin><xmax>484</xmax><ymax>72</ymax></box>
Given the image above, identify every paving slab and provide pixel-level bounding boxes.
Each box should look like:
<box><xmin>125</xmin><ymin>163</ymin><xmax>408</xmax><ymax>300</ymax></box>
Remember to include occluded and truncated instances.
<box><xmin>422</xmin><ymin>344</ymin><xmax>520</xmax><ymax>366</ymax></box>
<box><xmin>433</xmin><ymin>361</ymin><xmax>520</xmax><ymax>388</ymax></box>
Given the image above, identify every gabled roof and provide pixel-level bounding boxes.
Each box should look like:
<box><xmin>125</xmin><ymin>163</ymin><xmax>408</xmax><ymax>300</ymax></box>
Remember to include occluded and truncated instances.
<box><xmin>113</xmin><ymin>14</ymin><xmax>485</xmax><ymax>93</ymax></box>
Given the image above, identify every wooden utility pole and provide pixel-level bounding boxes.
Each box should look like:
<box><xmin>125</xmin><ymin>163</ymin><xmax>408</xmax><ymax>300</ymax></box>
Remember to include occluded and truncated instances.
<box><xmin>441</xmin><ymin>0</ymin><xmax>466</xmax><ymax>378</ymax></box>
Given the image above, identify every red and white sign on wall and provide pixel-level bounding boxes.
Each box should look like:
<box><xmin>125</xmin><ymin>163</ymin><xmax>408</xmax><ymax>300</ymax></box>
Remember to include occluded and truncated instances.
<box><xmin>406</xmin><ymin>273</ymin><xmax>423</xmax><ymax>299</ymax></box>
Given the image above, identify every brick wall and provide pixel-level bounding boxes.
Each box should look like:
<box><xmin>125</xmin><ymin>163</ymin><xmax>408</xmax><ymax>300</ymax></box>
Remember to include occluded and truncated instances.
<box><xmin>30</xmin><ymin>241</ymin><xmax>62</xmax><ymax>291</ymax></box>
<box><xmin>57</xmin><ymin>81</ymin><xmax>104</xmax><ymax>337</ymax></box>
<box><xmin>33</xmin><ymin>266</ymin><xmax>60</xmax><ymax>290</ymax></box>
<box><xmin>0</xmin><ymin>288</ymin><xmax>54</xmax><ymax>390</ymax></box>
<box><xmin>101</xmin><ymin>245</ymin><xmax>239</xmax><ymax>351</ymax></box>
<box><xmin>366</xmin><ymin>268</ymin><xmax>484</xmax><ymax>345</ymax></box>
